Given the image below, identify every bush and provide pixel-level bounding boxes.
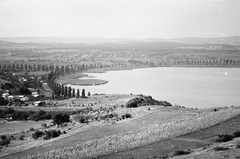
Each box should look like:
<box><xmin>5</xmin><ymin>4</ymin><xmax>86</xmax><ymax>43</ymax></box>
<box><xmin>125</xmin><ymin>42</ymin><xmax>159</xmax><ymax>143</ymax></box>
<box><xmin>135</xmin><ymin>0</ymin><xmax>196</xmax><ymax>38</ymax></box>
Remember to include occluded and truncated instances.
<box><xmin>44</xmin><ymin>130</ymin><xmax>61</xmax><ymax>140</ymax></box>
<box><xmin>41</xmin><ymin>123</ymin><xmax>47</xmax><ymax>128</ymax></box>
<box><xmin>0</xmin><ymin>97</ymin><xmax>9</xmax><ymax>106</ymax></box>
<box><xmin>32</xmin><ymin>130</ymin><xmax>44</xmax><ymax>139</ymax></box>
<box><xmin>19</xmin><ymin>135</ymin><xmax>25</xmax><ymax>140</ymax></box>
<box><xmin>52</xmin><ymin>113</ymin><xmax>70</xmax><ymax>126</ymax></box>
<box><xmin>213</xmin><ymin>146</ymin><xmax>229</xmax><ymax>151</ymax></box>
<box><xmin>125</xmin><ymin>113</ymin><xmax>131</xmax><ymax>118</ymax></box>
<box><xmin>0</xmin><ymin>138</ymin><xmax>10</xmax><ymax>146</ymax></box>
<box><xmin>126</xmin><ymin>102</ymin><xmax>138</xmax><ymax>108</ymax></box>
<box><xmin>1</xmin><ymin>135</ymin><xmax>6</xmax><ymax>140</ymax></box>
<box><xmin>173</xmin><ymin>150</ymin><xmax>191</xmax><ymax>156</ymax></box>
<box><xmin>233</xmin><ymin>131</ymin><xmax>240</xmax><ymax>138</ymax></box>
<box><xmin>122</xmin><ymin>113</ymin><xmax>132</xmax><ymax>119</ymax></box>
<box><xmin>216</xmin><ymin>134</ymin><xmax>234</xmax><ymax>142</ymax></box>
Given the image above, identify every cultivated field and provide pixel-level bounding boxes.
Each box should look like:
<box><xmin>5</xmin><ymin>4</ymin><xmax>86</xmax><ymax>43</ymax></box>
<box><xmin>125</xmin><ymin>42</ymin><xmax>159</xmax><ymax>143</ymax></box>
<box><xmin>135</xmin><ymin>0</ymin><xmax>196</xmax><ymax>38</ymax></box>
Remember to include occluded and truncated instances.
<box><xmin>2</xmin><ymin>106</ymin><xmax>196</xmax><ymax>159</ymax></box>
<box><xmin>101</xmin><ymin>112</ymin><xmax>240</xmax><ymax>159</ymax></box>
<box><xmin>9</xmin><ymin>107</ymin><xmax>240</xmax><ymax>159</ymax></box>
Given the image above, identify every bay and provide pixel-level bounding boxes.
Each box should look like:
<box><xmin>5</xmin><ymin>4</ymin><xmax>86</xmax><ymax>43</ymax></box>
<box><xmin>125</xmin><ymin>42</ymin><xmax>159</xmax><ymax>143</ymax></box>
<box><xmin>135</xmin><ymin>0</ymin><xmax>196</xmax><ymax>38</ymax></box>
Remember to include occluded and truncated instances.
<box><xmin>68</xmin><ymin>67</ymin><xmax>240</xmax><ymax>109</ymax></box>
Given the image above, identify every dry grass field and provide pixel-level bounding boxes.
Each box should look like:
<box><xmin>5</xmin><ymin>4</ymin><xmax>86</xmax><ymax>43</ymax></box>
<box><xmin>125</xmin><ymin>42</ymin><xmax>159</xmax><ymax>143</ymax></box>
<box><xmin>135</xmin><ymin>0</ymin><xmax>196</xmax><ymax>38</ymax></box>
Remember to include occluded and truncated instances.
<box><xmin>2</xmin><ymin>106</ymin><xmax>196</xmax><ymax>159</ymax></box>
<box><xmin>0</xmin><ymin>120</ymin><xmax>52</xmax><ymax>136</ymax></box>
<box><xmin>9</xmin><ymin>107</ymin><xmax>240</xmax><ymax>159</ymax></box>
<box><xmin>100</xmin><ymin>113</ymin><xmax>240</xmax><ymax>159</ymax></box>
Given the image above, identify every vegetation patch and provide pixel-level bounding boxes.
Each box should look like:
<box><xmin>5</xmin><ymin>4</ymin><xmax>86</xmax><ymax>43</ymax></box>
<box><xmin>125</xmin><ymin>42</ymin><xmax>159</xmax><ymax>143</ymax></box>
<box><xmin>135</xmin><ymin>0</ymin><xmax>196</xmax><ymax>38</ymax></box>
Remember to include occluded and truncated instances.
<box><xmin>173</xmin><ymin>150</ymin><xmax>191</xmax><ymax>156</ymax></box>
<box><xmin>125</xmin><ymin>95</ymin><xmax>172</xmax><ymax>108</ymax></box>
<box><xmin>213</xmin><ymin>146</ymin><xmax>230</xmax><ymax>151</ymax></box>
<box><xmin>18</xmin><ymin>108</ymin><xmax>240</xmax><ymax>159</ymax></box>
<box><xmin>216</xmin><ymin>134</ymin><xmax>234</xmax><ymax>142</ymax></box>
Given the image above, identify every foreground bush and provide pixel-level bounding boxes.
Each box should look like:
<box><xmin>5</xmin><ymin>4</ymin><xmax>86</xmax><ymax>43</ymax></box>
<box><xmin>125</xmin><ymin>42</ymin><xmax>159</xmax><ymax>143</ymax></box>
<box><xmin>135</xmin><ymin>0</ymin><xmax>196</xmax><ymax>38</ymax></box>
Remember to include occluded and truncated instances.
<box><xmin>173</xmin><ymin>150</ymin><xmax>191</xmax><ymax>156</ymax></box>
<box><xmin>216</xmin><ymin>134</ymin><xmax>234</xmax><ymax>142</ymax></box>
<box><xmin>0</xmin><ymin>138</ymin><xmax>10</xmax><ymax>146</ymax></box>
<box><xmin>19</xmin><ymin>108</ymin><xmax>240</xmax><ymax>159</ymax></box>
<box><xmin>233</xmin><ymin>130</ymin><xmax>240</xmax><ymax>138</ymax></box>
<box><xmin>213</xmin><ymin>146</ymin><xmax>229</xmax><ymax>151</ymax></box>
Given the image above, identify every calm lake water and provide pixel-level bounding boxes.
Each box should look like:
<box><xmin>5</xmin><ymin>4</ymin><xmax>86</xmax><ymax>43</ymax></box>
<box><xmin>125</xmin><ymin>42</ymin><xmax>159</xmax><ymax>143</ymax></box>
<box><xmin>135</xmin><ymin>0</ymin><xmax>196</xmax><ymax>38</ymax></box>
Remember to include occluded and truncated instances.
<box><xmin>68</xmin><ymin>67</ymin><xmax>240</xmax><ymax>109</ymax></box>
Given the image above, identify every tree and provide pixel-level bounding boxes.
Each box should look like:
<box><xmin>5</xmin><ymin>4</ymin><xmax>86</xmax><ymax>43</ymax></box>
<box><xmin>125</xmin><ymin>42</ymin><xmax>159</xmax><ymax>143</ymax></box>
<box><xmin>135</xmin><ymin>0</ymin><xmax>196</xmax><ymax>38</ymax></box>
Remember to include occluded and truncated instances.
<box><xmin>64</xmin><ymin>86</ymin><xmax>67</xmax><ymax>98</ymax></box>
<box><xmin>76</xmin><ymin>89</ymin><xmax>80</xmax><ymax>98</ymax></box>
<box><xmin>81</xmin><ymin>89</ymin><xmax>85</xmax><ymax>98</ymax></box>
<box><xmin>52</xmin><ymin>114</ymin><xmax>70</xmax><ymax>126</ymax></box>
<box><xmin>0</xmin><ymin>97</ymin><xmax>9</xmax><ymax>106</ymax></box>
<box><xmin>19</xmin><ymin>87</ymin><xmax>31</xmax><ymax>95</ymax></box>
<box><xmin>61</xmin><ymin>84</ymin><xmax>64</xmax><ymax>96</ymax></box>
<box><xmin>68</xmin><ymin>86</ymin><xmax>72</xmax><ymax>98</ymax></box>
<box><xmin>72</xmin><ymin>89</ymin><xmax>75</xmax><ymax>97</ymax></box>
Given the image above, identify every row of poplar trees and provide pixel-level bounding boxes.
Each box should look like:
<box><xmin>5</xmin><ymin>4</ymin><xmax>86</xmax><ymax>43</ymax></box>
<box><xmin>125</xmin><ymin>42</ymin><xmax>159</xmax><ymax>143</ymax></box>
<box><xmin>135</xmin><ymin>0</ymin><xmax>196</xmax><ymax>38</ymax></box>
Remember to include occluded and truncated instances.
<box><xmin>47</xmin><ymin>63</ymin><xmax>101</xmax><ymax>99</ymax></box>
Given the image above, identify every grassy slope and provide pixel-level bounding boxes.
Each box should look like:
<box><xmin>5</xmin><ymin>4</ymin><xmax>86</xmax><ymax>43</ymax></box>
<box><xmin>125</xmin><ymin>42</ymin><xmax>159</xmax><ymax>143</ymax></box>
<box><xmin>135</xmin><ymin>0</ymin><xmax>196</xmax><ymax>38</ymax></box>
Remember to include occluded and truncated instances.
<box><xmin>3</xmin><ymin>107</ymin><xmax>196</xmax><ymax>159</ymax></box>
<box><xmin>0</xmin><ymin>120</ymin><xmax>52</xmax><ymax>135</ymax></box>
<box><xmin>100</xmin><ymin>114</ymin><xmax>240</xmax><ymax>159</ymax></box>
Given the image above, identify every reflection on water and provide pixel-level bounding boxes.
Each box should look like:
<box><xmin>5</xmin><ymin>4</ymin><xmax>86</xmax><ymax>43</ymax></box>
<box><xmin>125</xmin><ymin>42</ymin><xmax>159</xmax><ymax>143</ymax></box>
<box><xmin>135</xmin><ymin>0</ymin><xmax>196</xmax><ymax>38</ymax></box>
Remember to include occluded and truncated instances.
<box><xmin>68</xmin><ymin>67</ymin><xmax>240</xmax><ymax>108</ymax></box>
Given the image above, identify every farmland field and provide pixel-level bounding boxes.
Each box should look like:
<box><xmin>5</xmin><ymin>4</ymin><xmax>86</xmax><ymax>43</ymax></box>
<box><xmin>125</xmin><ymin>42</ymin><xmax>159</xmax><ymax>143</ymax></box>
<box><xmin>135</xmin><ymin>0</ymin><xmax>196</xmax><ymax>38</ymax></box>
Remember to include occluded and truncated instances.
<box><xmin>2</xmin><ymin>106</ymin><xmax>197</xmax><ymax>159</ymax></box>
<box><xmin>0</xmin><ymin>120</ymin><xmax>52</xmax><ymax>135</ymax></box>
<box><xmin>99</xmin><ymin>114</ymin><xmax>240</xmax><ymax>159</ymax></box>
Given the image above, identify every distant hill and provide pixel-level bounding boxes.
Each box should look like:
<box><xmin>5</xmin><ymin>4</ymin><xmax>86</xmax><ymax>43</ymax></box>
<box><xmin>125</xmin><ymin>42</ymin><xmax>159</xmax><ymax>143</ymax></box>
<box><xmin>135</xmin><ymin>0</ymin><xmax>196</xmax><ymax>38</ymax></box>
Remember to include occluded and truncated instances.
<box><xmin>165</xmin><ymin>36</ymin><xmax>240</xmax><ymax>45</ymax></box>
<box><xmin>1</xmin><ymin>36</ymin><xmax>240</xmax><ymax>45</ymax></box>
<box><xmin>0</xmin><ymin>37</ymin><xmax>140</xmax><ymax>44</ymax></box>
<box><xmin>0</xmin><ymin>36</ymin><xmax>240</xmax><ymax>51</ymax></box>
<box><xmin>0</xmin><ymin>40</ymin><xmax>33</xmax><ymax>48</ymax></box>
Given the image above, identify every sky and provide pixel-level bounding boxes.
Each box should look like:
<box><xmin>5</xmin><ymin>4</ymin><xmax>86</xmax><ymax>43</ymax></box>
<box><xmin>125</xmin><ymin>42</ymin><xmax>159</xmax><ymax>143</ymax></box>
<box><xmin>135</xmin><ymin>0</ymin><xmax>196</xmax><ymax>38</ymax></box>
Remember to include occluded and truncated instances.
<box><xmin>0</xmin><ymin>0</ymin><xmax>239</xmax><ymax>38</ymax></box>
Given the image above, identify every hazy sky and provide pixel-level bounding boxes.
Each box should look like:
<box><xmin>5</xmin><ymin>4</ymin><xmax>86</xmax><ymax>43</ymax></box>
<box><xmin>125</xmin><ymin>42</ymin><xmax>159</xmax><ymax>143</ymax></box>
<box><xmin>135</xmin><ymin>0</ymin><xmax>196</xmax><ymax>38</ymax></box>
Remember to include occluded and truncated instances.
<box><xmin>0</xmin><ymin>0</ymin><xmax>239</xmax><ymax>38</ymax></box>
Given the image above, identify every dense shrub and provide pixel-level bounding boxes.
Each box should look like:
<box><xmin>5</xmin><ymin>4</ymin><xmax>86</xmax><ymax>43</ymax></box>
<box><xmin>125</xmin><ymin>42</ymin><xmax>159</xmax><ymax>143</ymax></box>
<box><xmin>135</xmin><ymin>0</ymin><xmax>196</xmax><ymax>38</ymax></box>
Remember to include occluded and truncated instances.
<box><xmin>52</xmin><ymin>113</ymin><xmax>70</xmax><ymax>126</ymax></box>
<box><xmin>0</xmin><ymin>108</ymin><xmax>54</xmax><ymax>121</ymax></box>
<box><xmin>173</xmin><ymin>150</ymin><xmax>191</xmax><ymax>156</ymax></box>
<box><xmin>19</xmin><ymin>135</ymin><xmax>25</xmax><ymax>140</ymax></box>
<box><xmin>122</xmin><ymin>113</ymin><xmax>132</xmax><ymax>119</ymax></box>
<box><xmin>1</xmin><ymin>135</ymin><xmax>7</xmax><ymax>140</ymax></box>
<box><xmin>125</xmin><ymin>96</ymin><xmax>172</xmax><ymax>108</ymax></box>
<box><xmin>126</xmin><ymin>102</ymin><xmax>138</xmax><ymax>108</ymax></box>
<box><xmin>0</xmin><ymin>97</ymin><xmax>9</xmax><ymax>106</ymax></box>
<box><xmin>216</xmin><ymin>134</ymin><xmax>234</xmax><ymax>142</ymax></box>
<box><xmin>32</xmin><ymin>130</ymin><xmax>44</xmax><ymax>139</ymax></box>
<box><xmin>19</xmin><ymin>86</ymin><xmax>31</xmax><ymax>95</ymax></box>
<box><xmin>213</xmin><ymin>146</ymin><xmax>229</xmax><ymax>151</ymax></box>
<box><xmin>72</xmin><ymin>114</ymin><xmax>90</xmax><ymax>123</ymax></box>
<box><xmin>233</xmin><ymin>130</ymin><xmax>240</xmax><ymax>138</ymax></box>
<box><xmin>0</xmin><ymin>138</ymin><xmax>10</xmax><ymax>146</ymax></box>
<box><xmin>43</xmin><ymin>130</ymin><xmax>61</xmax><ymax>140</ymax></box>
<box><xmin>41</xmin><ymin>123</ymin><xmax>47</xmax><ymax>128</ymax></box>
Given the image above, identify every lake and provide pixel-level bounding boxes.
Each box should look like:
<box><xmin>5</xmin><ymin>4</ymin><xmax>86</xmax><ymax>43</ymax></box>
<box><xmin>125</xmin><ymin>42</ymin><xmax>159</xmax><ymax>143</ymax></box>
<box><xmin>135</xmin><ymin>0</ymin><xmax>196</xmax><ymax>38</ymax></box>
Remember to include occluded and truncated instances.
<box><xmin>68</xmin><ymin>67</ymin><xmax>240</xmax><ymax>109</ymax></box>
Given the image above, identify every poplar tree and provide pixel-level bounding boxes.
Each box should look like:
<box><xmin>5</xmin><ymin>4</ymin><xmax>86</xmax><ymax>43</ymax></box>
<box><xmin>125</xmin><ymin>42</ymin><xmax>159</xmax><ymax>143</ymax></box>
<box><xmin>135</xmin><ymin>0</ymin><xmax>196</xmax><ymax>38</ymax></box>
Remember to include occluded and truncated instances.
<box><xmin>81</xmin><ymin>89</ymin><xmax>85</xmax><ymax>98</ymax></box>
<box><xmin>72</xmin><ymin>89</ymin><xmax>75</xmax><ymax>97</ymax></box>
<box><xmin>64</xmin><ymin>86</ymin><xmax>68</xmax><ymax>98</ymax></box>
<box><xmin>68</xmin><ymin>86</ymin><xmax>72</xmax><ymax>98</ymax></box>
<box><xmin>76</xmin><ymin>89</ymin><xmax>80</xmax><ymax>98</ymax></box>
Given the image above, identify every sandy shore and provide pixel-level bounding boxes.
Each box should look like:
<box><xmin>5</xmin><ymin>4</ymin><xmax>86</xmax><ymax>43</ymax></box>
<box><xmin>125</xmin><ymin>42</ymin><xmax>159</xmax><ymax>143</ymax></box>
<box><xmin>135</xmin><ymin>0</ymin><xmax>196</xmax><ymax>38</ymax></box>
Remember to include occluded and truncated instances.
<box><xmin>56</xmin><ymin>72</ymin><xmax>108</xmax><ymax>86</ymax></box>
<box><xmin>56</xmin><ymin>66</ymin><xmax>150</xmax><ymax>86</ymax></box>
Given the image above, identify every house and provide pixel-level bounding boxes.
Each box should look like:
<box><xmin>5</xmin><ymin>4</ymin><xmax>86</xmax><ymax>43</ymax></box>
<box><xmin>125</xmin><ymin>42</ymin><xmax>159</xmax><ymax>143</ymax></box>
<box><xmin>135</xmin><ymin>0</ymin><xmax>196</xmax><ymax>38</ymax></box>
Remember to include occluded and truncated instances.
<box><xmin>31</xmin><ymin>91</ymin><xmax>39</xmax><ymax>97</ymax></box>
<box><xmin>34</xmin><ymin>101</ymin><xmax>44</xmax><ymax>106</ymax></box>
<box><xmin>20</xmin><ymin>96</ymin><xmax>29</xmax><ymax>101</ymax></box>
<box><xmin>7</xmin><ymin>95</ymin><xmax>14</xmax><ymax>100</ymax></box>
<box><xmin>2</xmin><ymin>92</ymin><xmax>9</xmax><ymax>99</ymax></box>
